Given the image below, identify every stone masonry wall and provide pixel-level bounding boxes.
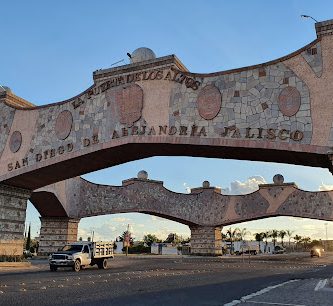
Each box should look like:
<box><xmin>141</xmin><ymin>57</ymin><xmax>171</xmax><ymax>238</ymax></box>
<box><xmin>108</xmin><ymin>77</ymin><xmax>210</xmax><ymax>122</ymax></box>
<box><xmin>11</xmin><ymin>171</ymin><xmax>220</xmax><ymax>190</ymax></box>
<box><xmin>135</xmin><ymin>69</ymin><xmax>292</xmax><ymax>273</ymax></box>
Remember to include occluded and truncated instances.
<box><xmin>33</xmin><ymin>176</ymin><xmax>333</xmax><ymax>227</ymax></box>
<box><xmin>190</xmin><ymin>226</ymin><xmax>222</xmax><ymax>256</ymax></box>
<box><xmin>39</xmin><ymin>217</ymin><xmax>79</xmax><ymax>255</ymax></box>
<box><xmin>0</xmin><ymin>184</ymin><xmax>30</xmax><ymax>256</ymax></box>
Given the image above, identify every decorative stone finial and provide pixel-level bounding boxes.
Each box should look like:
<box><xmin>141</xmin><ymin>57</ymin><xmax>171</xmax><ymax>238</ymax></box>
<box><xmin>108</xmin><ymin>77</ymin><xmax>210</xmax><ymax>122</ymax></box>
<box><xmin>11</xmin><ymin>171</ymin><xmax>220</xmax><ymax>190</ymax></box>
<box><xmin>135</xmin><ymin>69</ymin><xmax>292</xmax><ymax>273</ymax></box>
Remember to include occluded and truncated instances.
<box><xmin>202</xmin><ymin>181</ymin><xmax>210</xmax><ymax>188</ymax></box>
<box><xmin>0</xmin><ymin>85</ymin><xmax>12</xmax><ymax>93</ymax></box>
<box><xmin>137</xmin><ymin>170</ymin><xmax>148</xmax><ymax>180</ymax></box>
<box><xmin>130</xmin><ymin>47</ymin><xmax>156</xmax><ymax>63</ymax></box>
<box><xmin>273</xmin><ymin>174</ymin><xmax>284</xmax><ymax>184</ymax></box>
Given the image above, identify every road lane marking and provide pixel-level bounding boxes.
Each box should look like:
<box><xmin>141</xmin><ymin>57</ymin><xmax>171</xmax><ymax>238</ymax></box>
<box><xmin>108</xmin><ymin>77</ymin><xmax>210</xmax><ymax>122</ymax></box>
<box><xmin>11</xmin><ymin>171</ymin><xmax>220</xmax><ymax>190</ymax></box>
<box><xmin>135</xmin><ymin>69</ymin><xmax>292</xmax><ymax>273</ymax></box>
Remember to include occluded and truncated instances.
<box><xmin>224</xmin><ymin>279</ymin><xmax>299</xmax><ymax>306</ymax></box>
<box><xmin>246</xmin><ymin>301</ymin><xmax>305</xmax><ymax>306</ymax></box>
<box><xmin>314</xmin><ymin>279</ymin><xmax>328</xmax><ymax>291</ymax></box>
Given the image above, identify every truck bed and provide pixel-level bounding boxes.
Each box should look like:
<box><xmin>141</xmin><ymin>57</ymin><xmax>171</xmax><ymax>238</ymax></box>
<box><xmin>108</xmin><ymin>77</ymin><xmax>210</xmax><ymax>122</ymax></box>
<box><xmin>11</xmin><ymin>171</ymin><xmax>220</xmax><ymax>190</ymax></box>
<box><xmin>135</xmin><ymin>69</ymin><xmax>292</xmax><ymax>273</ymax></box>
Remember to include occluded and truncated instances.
<box><xmin>92</xmin><ymin>242</ymin><xmax>114</xmax><ymax>258</ymax></box>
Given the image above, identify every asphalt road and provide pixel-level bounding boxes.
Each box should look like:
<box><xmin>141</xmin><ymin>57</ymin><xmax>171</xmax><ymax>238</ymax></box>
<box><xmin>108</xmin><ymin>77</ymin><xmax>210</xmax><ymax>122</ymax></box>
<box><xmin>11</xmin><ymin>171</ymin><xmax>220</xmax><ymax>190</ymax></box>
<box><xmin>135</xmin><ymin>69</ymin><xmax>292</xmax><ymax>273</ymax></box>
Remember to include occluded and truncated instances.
<box><xmin>0</xmin><ymin>253</ymin><xmax>332</xmax><ymax>306</ymax></box>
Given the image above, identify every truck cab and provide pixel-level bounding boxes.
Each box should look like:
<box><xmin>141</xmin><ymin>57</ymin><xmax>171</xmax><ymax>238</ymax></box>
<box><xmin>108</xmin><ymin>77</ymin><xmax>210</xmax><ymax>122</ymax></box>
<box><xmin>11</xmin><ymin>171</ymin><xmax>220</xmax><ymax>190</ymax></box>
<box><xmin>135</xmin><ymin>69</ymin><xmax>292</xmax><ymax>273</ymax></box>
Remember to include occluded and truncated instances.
<box><xmin>49</xmin><ymin>241</ymin><xmax>114</xmax><ymax>272</ymax></box>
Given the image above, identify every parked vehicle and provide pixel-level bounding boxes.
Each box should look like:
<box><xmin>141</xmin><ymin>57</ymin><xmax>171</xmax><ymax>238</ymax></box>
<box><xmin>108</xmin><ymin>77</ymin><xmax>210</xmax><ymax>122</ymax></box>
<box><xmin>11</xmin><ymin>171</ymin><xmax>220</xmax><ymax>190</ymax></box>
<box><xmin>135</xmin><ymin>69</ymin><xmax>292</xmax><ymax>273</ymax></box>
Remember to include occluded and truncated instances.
<box><xmin>231</xmin><ymin>241</ymin><xmax>259</xmax><ymax>255</ymax></box>
<box><xmin>272</xmin><ymin>245</ymin><xmax>286</xmax><ymax>254</ymax></box>
<box><xmin>310</xmin><ymin>247</ymin><xmax>324</xmax><ymax>257</ymax></box>
<box><xmin>23</xmin><ymin>250</ymin><xmax>33</xmax><ymax>258</ymax></box>
<box><xmin>49</xmin><ymin>241</ymin><xmax>114</xmax><ymax>272</ymax></box>
<box><xmin>239</xmin><ymin>249</ymin><xmax>257</xmax><ymax>255</ymax></box>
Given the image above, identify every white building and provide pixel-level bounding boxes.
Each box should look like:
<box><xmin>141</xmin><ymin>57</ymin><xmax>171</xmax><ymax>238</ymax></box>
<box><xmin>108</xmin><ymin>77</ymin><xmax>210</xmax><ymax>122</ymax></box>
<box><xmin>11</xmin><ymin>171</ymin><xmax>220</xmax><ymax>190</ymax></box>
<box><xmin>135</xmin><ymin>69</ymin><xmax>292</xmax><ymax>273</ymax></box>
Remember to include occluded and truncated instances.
<box><xmin>151</xmin><ymin>243</ymin><xmax>180</xmax><ymax>255</ymax></box>
<box><xmin>223</xmin><ymin>240</ymin><xmax>277</xmax><ymax>254</ymax></box>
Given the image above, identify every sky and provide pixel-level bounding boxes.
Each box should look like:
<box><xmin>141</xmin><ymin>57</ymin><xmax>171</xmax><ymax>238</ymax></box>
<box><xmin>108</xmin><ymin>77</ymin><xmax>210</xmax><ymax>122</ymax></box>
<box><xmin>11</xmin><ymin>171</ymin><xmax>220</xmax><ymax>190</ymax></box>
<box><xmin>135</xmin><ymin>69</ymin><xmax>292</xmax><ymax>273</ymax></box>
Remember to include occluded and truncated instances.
<box><xmin>2</xmin><ymin>0</ymin><xmax>333</xmax><ymax>242</ymax></box>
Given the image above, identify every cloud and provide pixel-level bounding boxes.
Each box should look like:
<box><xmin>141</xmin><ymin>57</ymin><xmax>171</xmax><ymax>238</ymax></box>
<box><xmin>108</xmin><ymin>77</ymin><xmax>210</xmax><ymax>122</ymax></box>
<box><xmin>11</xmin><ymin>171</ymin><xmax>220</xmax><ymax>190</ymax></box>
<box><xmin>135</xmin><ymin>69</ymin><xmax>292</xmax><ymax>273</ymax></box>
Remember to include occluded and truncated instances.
<box><xmin>183</xmin><ymin>182</ymin><xmax>191</xmax><ymax>193</ymax></box>
<box><xmin>151</xmin><ymin>215</ymin><xmax>168</xmax><ymax>222</ymax></box>
<box><xmin>111</xmin><ymin>217</ymin><xmax>130</xmax><ymax>222</ymax></box>
<box><xmin>319</xmin><ymin>183</ymin><xmax>333</xmax><ymax>191</ymax></box>
<box><xmin>222</xmin><ymin>176</ymin><xmax>267</xmax><ymax>195</ymax></box>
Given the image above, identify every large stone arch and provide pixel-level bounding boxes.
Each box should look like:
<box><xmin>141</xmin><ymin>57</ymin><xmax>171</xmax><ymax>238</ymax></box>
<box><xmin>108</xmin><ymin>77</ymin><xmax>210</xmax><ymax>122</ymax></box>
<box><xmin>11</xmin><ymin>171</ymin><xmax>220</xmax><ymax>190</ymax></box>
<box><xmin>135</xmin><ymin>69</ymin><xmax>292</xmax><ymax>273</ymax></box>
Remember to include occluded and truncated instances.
<box><xmin>1</xmin><ymin>21</ymin><xmax>333</xmax><ymax>191</ymax></box>
<box><xmin>29</xmin><ymin>174</ymin><xmax>333</xmax><ymax>255</ymax></box>
<box><xmin>2</xmin><ymin>19</ymin><xmax>333</xmax><ymax>255</ymax></box>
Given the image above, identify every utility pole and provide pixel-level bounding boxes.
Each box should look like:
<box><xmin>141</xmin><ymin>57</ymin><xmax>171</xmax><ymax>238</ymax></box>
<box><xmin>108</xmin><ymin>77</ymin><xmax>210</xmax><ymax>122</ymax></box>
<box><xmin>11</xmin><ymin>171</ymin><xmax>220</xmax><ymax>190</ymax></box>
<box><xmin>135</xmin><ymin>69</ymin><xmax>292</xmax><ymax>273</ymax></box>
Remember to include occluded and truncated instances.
<box><xmin>325</xmin><ymin>223</ymin><xmax>328</xmax><ymax>251</ymax></box>
<box><xmin>125</xmin><ymin>224</ymin><xmax>130</xmax><ymax>257</ymax></box>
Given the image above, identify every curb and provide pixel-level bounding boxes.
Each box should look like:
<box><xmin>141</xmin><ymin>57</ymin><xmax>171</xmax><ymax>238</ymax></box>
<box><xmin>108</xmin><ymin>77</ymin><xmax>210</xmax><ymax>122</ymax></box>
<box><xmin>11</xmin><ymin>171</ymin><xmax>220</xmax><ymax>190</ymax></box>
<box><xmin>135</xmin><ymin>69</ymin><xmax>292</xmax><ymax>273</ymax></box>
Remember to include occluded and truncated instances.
<box><xmin>0</xmin><ymin>262</ymin><xmax>31</xmax><ymax>268</ymax></box>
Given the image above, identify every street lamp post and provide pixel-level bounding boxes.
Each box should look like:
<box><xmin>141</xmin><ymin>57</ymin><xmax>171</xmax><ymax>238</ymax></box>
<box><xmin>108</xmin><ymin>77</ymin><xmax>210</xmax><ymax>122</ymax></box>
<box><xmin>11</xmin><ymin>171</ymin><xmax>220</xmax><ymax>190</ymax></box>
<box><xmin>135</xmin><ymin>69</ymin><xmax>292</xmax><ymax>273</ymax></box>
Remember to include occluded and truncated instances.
<box><xmin>300</xmin><ymin>15</ymin><xmax>319</xmax><ymax>22</ymax></box>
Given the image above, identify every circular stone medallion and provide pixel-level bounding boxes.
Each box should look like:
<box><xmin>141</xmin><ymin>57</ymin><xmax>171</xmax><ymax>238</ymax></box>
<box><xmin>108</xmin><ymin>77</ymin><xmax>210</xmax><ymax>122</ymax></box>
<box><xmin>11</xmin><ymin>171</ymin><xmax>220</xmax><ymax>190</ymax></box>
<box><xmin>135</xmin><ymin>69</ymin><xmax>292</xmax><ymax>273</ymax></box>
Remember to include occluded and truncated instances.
<box><xmin>197</xmin><ymin>85</ymin><xmax>222</xmax><ymax>120</ymax></box>
<box><xmin>55</xmin><ymin>110</ymin><xmax>73</xmax><ymax>140</ymax></box>
<box><xmin>278</xmin><ymin>86</ymin><xmax>301</xmax><ymax>117</ymax></box>
<box><xmin>106</xmin><ymin>84</ymin><xmax>144</xmax><ymax>127</ymax></box>
<box><xmin>9</xmin><ymin>131</ymin><xmax>22</xmax><ymax>153</ymax></box>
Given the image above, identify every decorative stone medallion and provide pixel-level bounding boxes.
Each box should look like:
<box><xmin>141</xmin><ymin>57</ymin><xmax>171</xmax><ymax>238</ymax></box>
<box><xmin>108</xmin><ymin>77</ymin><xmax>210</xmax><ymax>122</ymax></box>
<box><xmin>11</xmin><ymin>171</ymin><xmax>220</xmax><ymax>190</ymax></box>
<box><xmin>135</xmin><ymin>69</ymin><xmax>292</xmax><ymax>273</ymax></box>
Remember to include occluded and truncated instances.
<box><xmin>107</xmin><ymin>84</ymin><xmax>143</xmax><ymax>127</ymax></box>
<box><xmin>278</xmin><ymin>86</ymin><xmax>301</xmax><ymax>117</ymax></box>
<box><xmin>197</xmin><ymin>85</ymin><xmax>222</xmax><ymax>120</ymax></box>
<box><xmin>55</xmin><ymin>110</ymin><xmax>73</xmax><ymax>140</ymax></box>
<box><xmin>9</xmin><ymin>131</ymin><xmax>22</xmax><ymax>153</ymax></box>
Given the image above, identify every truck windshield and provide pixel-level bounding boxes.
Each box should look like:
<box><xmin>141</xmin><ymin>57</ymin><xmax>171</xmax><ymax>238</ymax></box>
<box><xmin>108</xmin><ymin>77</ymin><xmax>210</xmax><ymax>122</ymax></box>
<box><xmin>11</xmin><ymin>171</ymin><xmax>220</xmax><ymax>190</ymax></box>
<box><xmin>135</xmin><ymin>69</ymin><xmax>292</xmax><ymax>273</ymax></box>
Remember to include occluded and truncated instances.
<box><xmin>61</xmin><ymin>245</ymin><xmax>83</xmax><ymax>252</ymax></box>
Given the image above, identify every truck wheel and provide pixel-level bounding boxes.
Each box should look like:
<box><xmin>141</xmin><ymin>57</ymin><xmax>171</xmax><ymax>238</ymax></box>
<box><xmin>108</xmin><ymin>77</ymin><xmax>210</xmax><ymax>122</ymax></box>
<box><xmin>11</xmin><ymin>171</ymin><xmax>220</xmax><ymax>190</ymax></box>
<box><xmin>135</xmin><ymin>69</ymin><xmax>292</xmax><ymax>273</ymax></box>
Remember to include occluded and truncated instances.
<box><xmin>73</xmin><ymin>259</ymin><xmax>81</xmax><ymax>272</ymax></box>
<box><xmin>98</xmin><ymin>259</ymin><xmax>108</xmax><ymax>269</ymax></box>
<box><xmin>50</xmin><ymin>265</ymin><xmax>57</xmax><ymax>272</ymax></box>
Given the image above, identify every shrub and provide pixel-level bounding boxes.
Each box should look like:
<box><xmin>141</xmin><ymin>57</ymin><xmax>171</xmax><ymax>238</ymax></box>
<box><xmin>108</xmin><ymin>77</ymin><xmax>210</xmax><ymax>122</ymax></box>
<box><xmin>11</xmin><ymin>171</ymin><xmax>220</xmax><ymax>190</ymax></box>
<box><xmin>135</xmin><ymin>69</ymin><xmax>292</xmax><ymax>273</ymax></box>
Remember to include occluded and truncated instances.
<box><xmin>122</xmin><ymin>243</ymin><xmax>150</xmax><ymax>254</ymax></box>
<box><xmin>0</xmin><ymin>255</ymin><xmax>25</xmax><ymax>262</ymax></box>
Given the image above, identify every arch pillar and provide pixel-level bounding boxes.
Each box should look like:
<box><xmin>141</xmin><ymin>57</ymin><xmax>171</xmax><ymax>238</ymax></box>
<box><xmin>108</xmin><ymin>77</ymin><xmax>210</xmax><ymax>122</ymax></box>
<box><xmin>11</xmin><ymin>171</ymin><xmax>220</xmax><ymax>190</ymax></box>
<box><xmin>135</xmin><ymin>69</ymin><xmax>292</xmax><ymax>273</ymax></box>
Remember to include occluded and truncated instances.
<box><xmin>38</xmin><ymin>217</ymin><xmax>80</xmax><ymax>255</ymax></box>
<box><xmin>190</xmin><ymin>225</ymin><xmax>223</xmax><ymax>256</ymax></box>
<box><xmin>0</xmin><ymin>184</ymin><xmax>31</xmax><ymax>256</ymax></box>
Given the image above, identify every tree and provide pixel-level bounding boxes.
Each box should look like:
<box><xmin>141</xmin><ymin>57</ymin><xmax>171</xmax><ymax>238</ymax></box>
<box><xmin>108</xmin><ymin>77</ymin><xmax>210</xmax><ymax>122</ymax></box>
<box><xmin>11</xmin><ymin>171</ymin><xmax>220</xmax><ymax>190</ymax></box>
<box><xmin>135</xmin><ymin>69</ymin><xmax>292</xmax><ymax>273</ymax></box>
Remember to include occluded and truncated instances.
<box><xmin>30</xmin><ymin>238</ymin><xmax>39</xmax><ymax>254</ymax></box>
<box><xmin>263</xmin><ymin>231</ymin><xmax>270</xmax><ymax>253</ymax></box>
<box><xmin>270</xmin><ymin>230</ymin><xmax>279</xmax><ymax>248</ymax></box>
<box><xmin>294</xmin><ymin>235</ymin><xmax>302</xmax><ymax>251</ymax></box>
<box><xmin>309</xmin><ymin>239</ymin><xmax>324</xmax><ymax>249</ymax></box>
<box><xmin>118</xmin><ymin>231</ymin><xmax>134</xmax><ymax>246</ymax></box>
<box><xmin>237</xmin><ymin>228</ymin><xmax>250</xmax><ymax>242</ymax></box>
<box><xmin>226</xmin><ymin>228</ymin><xmax>239</xmax><ymax>254</ymax></box>
<box><xmin>181</xmin><ymin>237</ymin><xmax>190</xmax><ymax>244</ymax></box>
<box><xmin>279</xmin><ymin>230</ymin><xmax>286</xmax><ymax>247</ymax></box>
<box><xmin>254</xmin><ymin>232</ymin><xmax>265</xmax><ymax>253</ymax></box>
<box><xmin>236</xmin><ymin>228</ymin><xmax>250</xmax><ymax>254</ymax></box>
<box><xmin>286</xmin><ymin>230</ymin><xmax>294</xmax><ymax>249</ymax></box>
<box><xmin>164</xmin><ymin>233</ymin><xmax>181</xmax><ymax>244</ymax></box>
<box><xmin>25</xmin><ymin>224</ymin><xmax>31</xmax><ymax>251</ymax></box>
<box><xmin>143</xmin><ymin>234</ymin><xmax>161</xmax><ymax>246</ymax></box>
<box><xmin>301</xmin><ymin>236</ymin><xmax>311</xmax><ymax>250</ymax></box>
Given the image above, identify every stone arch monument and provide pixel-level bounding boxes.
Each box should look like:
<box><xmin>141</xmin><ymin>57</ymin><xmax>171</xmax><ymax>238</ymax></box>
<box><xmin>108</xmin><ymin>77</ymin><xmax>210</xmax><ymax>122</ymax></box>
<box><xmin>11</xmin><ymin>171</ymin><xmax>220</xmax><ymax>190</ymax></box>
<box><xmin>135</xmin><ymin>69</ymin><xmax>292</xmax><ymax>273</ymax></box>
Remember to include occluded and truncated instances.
<box><xmin>1</xmin><ymin>19</ymin><xmax>333</xmax><ymax>255</ymax></box>
<box><xmin>30</xmin><ymin>173</ymin><xmax>333</xmax><ymax>255</ymax></box>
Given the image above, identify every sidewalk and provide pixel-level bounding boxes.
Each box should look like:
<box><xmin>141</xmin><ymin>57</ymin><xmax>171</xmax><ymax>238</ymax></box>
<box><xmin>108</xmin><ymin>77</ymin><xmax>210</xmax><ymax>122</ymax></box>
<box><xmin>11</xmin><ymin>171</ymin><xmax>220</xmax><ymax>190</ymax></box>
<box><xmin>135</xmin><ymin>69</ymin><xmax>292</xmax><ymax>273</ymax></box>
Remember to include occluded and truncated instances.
<box><xmin>226</xmin><ymin>277</ymin><xmax>333</xmax><ymax>306</ymax></box>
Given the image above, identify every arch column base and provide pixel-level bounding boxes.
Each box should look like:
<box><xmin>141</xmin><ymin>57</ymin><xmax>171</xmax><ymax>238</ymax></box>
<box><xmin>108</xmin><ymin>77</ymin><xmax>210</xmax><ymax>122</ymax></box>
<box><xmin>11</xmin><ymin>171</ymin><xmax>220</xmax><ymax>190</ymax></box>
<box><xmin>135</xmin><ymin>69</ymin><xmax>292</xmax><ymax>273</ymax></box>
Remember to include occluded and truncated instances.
<box><xmin>190</xmin><ymin>225</ymin><xmax>222</xmax><ymax>256</ymax></box>
<box><xmin>39</xmin><ymin>217</ymin><xmax>80</xmax><ymax>255</ymax></box>
<box><xmin>0</xmin><ymin>184</ymin><xmax>31</xmax><ymax>257</ymax></box>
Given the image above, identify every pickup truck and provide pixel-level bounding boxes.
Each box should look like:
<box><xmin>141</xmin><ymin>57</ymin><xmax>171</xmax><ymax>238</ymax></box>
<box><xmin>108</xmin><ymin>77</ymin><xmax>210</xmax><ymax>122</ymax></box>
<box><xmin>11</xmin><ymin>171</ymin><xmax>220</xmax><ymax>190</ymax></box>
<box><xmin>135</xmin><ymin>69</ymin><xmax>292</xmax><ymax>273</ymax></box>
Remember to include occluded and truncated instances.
<box><xmin>49</xmin><ymin>241</ymin><xmax>114</xmax><ymax>272</ymax></box>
